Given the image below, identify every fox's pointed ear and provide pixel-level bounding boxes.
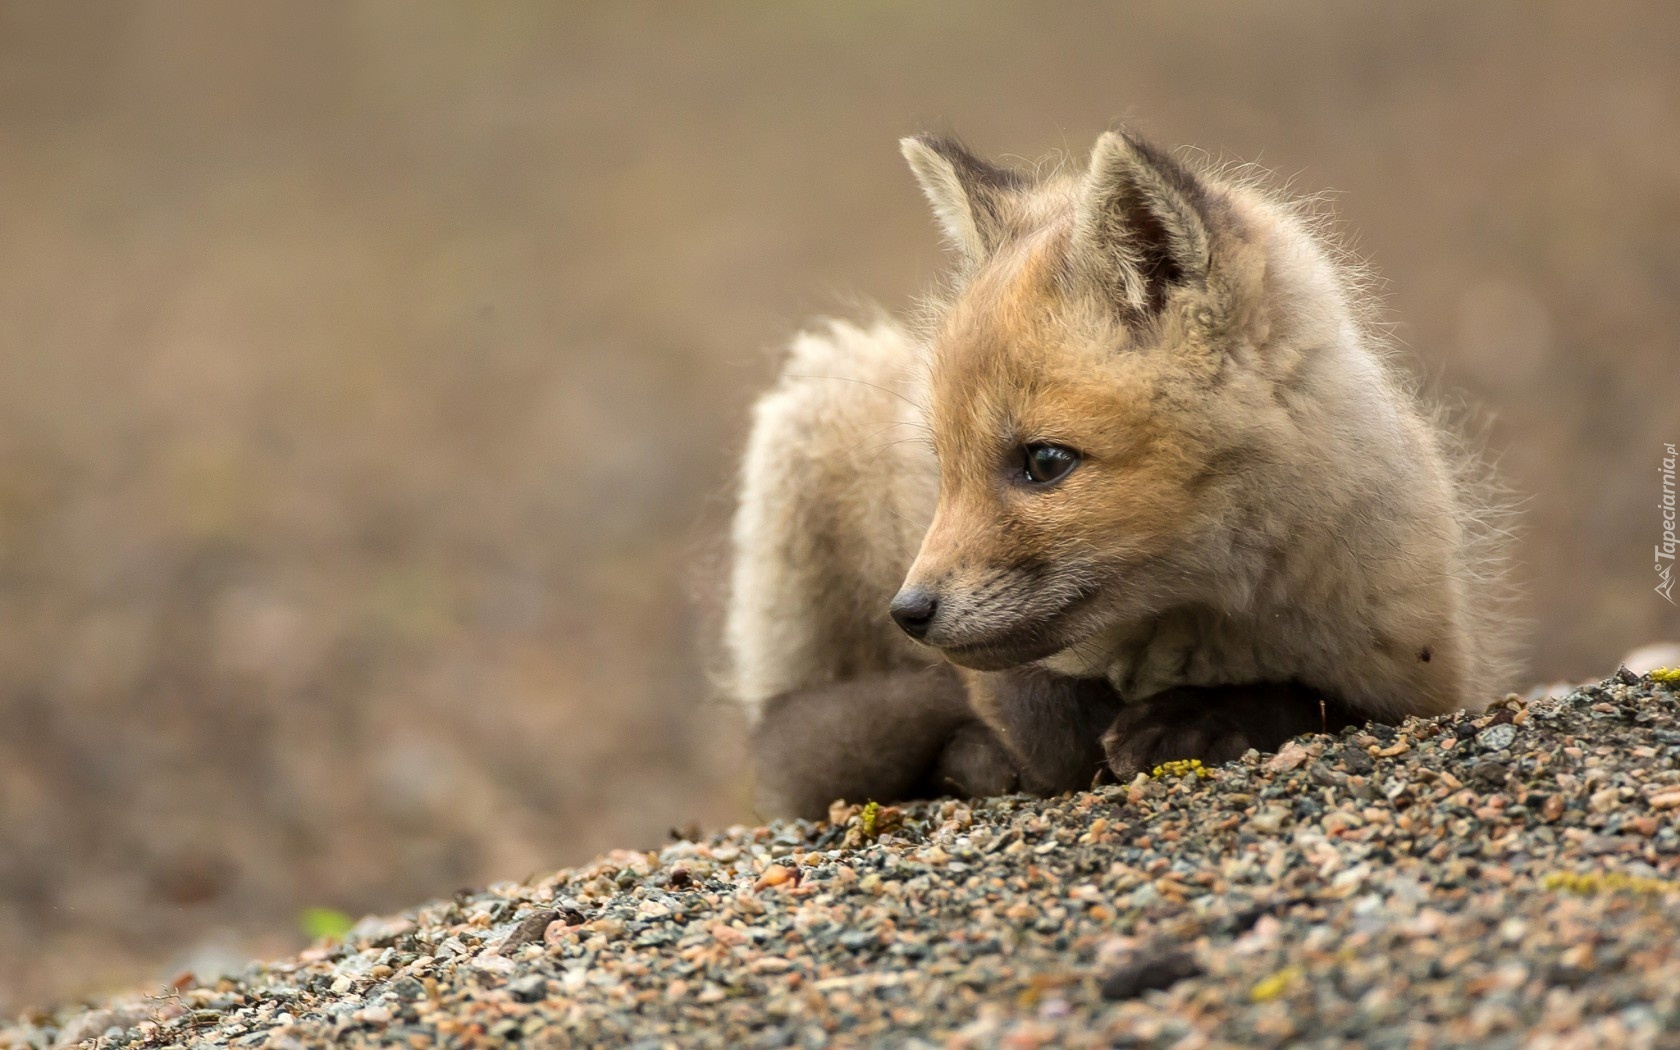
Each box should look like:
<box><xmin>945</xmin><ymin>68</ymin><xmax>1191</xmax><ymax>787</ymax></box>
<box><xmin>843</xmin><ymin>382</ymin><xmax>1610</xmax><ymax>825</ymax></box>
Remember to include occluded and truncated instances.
<box><xmin>1072</xmin><ymin>130</ymin><xmax>1213</xmax><ymax>317</ymax></box>
<box><xmin>900</xmin><ymin>135</ymin><xmax>1025</xmax><ymax>264</ymax></box>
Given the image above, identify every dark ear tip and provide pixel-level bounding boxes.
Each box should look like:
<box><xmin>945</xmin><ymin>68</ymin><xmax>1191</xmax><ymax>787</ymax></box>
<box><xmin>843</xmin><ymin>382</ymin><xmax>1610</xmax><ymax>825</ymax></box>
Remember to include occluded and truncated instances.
<box><xmin>905</xmin><ymin>132</ymin><xmax>975</xmax><ymax>162</ymax></box>
<box><xmin>1090</xmin><ymin>129</ymin><xmax>1159</xmax><ymax>180</ymax></box>
<box><xmin>1097</xmin><ymin>125</ymin><xmax>1174</xmax><ymax>163</ymax></box>
<box><xmin>903</xmin><ymin>132</ymin><xmax>1027</xmax><ymax>191</ymax></box>
<box><xmin>1110</xmin><ymin>128</ymin><xmax>1165</xmax><ymax>165</ymax></box>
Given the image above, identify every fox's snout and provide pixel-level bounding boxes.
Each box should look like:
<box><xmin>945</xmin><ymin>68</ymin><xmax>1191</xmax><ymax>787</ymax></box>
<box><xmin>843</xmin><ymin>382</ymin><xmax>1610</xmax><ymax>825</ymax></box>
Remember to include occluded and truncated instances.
<box><xmin>886</xmin><ymin>573</ymin><xmax>978</xmax><ymax>651</ymax></box>
<box><xmin>887</xmin><ymin>587</ymin><xmax>939</xmax><ymax>640</ymax></box>
<box><xmin>886</xmin><ymin>561</ymin><xmax>1098</xmax><ymax>671</ymax></box>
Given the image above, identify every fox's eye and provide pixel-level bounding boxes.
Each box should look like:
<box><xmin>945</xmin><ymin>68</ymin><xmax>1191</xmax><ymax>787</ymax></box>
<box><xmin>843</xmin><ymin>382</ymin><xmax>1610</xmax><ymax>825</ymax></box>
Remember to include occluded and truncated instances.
<box><xmin>1021</xmin><ymin>443</ymin><xmax>1080</xmax><ymax>485</ymax></box>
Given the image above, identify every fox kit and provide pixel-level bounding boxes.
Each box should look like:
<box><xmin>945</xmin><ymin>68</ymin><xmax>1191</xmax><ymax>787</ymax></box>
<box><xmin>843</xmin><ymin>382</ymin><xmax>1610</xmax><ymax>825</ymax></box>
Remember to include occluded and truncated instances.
<box><xmin>727</xmin><ymin>128</ymin><xmax>1518</xmax><ymax>819</ymax></box>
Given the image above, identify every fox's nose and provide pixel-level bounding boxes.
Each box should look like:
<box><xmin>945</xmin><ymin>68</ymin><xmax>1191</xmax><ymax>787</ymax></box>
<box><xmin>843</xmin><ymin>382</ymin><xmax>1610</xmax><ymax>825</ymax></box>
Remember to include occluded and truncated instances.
<box><xmin>889</xmin><ymin>588</ymin><xmax>939</xmax><ymax>640</ymax></box>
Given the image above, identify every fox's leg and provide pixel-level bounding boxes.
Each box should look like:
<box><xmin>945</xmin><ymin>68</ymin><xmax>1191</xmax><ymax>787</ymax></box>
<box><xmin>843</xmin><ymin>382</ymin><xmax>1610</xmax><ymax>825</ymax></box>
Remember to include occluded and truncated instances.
<box><xmin>752</xmin><ymin>666</ymin><xmax>1018</xmax><ymax>820</ymax></box>
<box><xmin>928</xmin><ymin>719</ymin><xmax>1021</xmax><ymax>801</ymax></box>
<box><xmin>726</xmin><ymin>320</ymin><xmax>1014</xmax><ymax>818</ymax></box>
<box><xmin>1100</xmin><ymin>682</ymin><xmax>1365</xmax><ymax>781</ymax></box>
<box><xmin>962</xmin><ymin>669</ymin><xmax>1128</xmax><ymax>795</ymax></box>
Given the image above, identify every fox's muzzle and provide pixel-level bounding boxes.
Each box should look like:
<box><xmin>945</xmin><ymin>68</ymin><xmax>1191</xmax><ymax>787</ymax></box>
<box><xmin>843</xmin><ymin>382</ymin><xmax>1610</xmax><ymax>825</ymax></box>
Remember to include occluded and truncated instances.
<box><xmin>887</xmin><ymin>588</ymin><xmax>939</xmax><ymax>640</ymax></box>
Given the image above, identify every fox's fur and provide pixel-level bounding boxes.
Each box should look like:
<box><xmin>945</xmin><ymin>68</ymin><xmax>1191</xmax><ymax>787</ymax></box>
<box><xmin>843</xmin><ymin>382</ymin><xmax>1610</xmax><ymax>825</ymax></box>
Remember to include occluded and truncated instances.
<box><xmin>727</xmin><ymin>128</ymin><xmax>1519</xmax><ymax>819</ymax></box>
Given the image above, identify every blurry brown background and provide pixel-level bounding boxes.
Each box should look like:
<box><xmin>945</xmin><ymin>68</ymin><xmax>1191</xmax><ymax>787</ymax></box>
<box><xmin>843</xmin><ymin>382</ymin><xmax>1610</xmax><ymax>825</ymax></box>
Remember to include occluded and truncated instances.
<box><xmin>1</xmin><ymin>1</ymin><xmax>1676</xmax><ymax>1011</ymax></box>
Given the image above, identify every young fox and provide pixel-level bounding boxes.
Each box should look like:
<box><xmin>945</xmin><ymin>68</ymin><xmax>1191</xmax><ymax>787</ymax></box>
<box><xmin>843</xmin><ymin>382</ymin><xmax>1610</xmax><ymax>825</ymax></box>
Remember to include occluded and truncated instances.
<box><xmin>726</xmin><ymin>129</ymin><xmax>1518</xmax><ymax>819</ymax></box>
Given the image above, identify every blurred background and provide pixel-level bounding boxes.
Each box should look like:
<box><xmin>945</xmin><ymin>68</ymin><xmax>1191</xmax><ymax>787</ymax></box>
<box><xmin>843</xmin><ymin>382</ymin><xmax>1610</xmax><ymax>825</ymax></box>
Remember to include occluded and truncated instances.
<box><xmin>1</xmin><ymin>1</ymin><xmax>1676</xmax><ymax>1011</ymax></box>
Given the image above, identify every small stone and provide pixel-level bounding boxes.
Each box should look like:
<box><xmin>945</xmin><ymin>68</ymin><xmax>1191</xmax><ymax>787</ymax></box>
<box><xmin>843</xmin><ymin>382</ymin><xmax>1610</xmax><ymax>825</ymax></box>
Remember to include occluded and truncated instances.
<box><xmin>711</xmin><ymin>923</ymin><xmax>750</xmax><ymax>947</ymax></box>
<box><xmin>1100</xmin><ymin>945</ymin><xmax>1202</xmax><ymax>1000</ymax></box>
<box><xmin>543</xmin><ymin>919</ymin><xmax>577</xmax><ymax>950</ymax></box>
<box><xmin>1476</xmin><ymin>723</ymin><xmax>1518</xmax><ymax>751</ymax></box>
<box><xmin>1544</xmin><ymin>963</ymin><xmax>1594</xmax><ymax>990</ymax></box>
<box><xmin>1626</xmin><ymin>816</ymin><xmax>1660</xmax><ymax>837</ymax></box>
<box><xmin>1266</xmin><ymin>742</ymin><xmax>1310</xmax><ymax>772</ymax></box>
<box><xmin>1648</xmin><ymin>789</ymin><xmax>1680</xmax><ymax>811</ymax></box>
<box><xmin>1470</xmin><ymin>761</ymin><xmax>1507</xmax><ymax>788</ymax></box>
<box><xmin>388</xmin><ymin>976</ymin><xmax>426</xmax><ymax>1001</ymax></box>
<box><xmin>472</xmin><ymin>952</ymin><xmax>515</xmax><ymax>974</ymax></box>
<box><xmin>498</xmin><ymin>910</ymin><xmax>559</xmax><ymax>952</ymax></box>
<box><xmin>1589</xmin><ymin>787</ymin><xmax>1622</xmax><ymax>813</ymax></box>
<box><xmin>347</xmin><ymin>916</ymin><xmax>414</xmax><ymax>949</ymax></box>
<box><xmin>585</xmin><ymin>917</ymin><xmax>626</xmax><ymax>939</ymax></box>
<box><xmin>509</xmin><ymin>975</ymin><xmax>549</xmax><ymax>1003</ymax></box>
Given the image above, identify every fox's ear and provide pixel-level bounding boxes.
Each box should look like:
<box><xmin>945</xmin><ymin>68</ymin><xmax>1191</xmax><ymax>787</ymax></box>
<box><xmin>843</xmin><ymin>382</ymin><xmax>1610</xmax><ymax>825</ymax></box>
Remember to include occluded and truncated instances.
<box><xmin>1072</xmin><ymin>130</ymin><xmax>1212</xmax><ymax>317</ymax></box>
<box><xmin>900</xmin><ymin>135</ymin><xmax>1025</xmax><ymax>264</ymax></box>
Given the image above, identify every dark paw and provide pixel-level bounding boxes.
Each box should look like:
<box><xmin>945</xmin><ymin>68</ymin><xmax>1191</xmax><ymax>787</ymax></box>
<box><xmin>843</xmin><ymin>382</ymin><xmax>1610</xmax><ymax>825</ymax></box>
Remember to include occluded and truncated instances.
<box><xmin>1101</xmin><ymin>700</ymin><xmax>1256</xmax><ymax>782</ymax></box>
<box><xmin>1100</xmin><ymin>681</ymin><xmax>1348</xmax><ymax>782</ymax></box>
<box><xmin>930</xmin><ymin>721</ymin><xmax>1021</xmax><ymax>798</ymax></box>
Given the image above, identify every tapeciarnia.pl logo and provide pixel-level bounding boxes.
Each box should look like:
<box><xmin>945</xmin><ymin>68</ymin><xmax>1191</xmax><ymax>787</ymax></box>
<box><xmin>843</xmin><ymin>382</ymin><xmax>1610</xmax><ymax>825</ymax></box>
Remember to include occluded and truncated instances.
<box><xmin>1659</xmin><ymin>442</ymin><xmax>1677</xmax><ymax>605</ymax></box>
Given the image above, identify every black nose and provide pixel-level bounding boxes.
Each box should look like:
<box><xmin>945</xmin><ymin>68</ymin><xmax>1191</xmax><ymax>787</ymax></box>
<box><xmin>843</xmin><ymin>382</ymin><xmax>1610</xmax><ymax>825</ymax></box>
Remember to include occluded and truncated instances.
<box><xmin>889</xmin><ymin>589</ymin><xmax>939</xmax><ymax>639</ymax></box>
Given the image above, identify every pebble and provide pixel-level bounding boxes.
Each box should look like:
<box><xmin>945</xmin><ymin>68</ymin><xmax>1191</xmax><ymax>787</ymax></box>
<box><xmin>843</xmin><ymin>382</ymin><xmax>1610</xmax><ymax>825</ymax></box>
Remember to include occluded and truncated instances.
<box><xmin>1477</xmin><ymin>723</ymin><xmax>1518</xmax><ymax>750</ymax></box>
<box><xmin>7</xmin><ymin>673</ymin><xmax>1680</xmax><ymax>1049</ymax></box>
<box><xmin>1648</xmin><ymin>789</ymin><xmax>1680</xmax><ymax>811</ymax></box>
<box><xmin>1099</xmin><ymin>944</ymin><xmax>1202</xmax><ymax>1000</ymax></box>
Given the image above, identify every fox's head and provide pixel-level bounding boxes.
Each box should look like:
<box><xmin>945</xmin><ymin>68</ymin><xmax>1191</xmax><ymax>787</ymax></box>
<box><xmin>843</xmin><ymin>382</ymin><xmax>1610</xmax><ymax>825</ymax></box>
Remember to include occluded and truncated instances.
<box><xmin>889</xmin><ymin>130</ymin><xmax>1331</xmax><ymax>671</ymax></box>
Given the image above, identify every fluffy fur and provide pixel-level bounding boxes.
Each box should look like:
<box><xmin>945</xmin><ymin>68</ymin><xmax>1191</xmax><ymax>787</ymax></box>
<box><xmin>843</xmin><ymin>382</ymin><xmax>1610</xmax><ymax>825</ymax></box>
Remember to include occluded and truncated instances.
<box><xmin>726</xmin><ymin>128</ymin><xmax>1520</xmax><ymax>818</ymax></box>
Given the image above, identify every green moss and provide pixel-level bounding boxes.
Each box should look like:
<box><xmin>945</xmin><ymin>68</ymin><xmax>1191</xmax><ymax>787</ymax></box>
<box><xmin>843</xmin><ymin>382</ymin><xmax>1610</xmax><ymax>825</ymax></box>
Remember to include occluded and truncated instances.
<box><xmin>860</xmin><ymin>800</ymin><xmax>881</xmax><ymax>838</ymax></box>
<box><xmin>1150</xmin><ymin>758</ymin><xmax>1214</xmax><ymax>780</ymax></box>
<box><xmin>1249</xmin><ymin>965</ymin><xmax>1302</xmax><ymax>1002</ymax></box>
<box><xmin>299</xmin><ymin>906</ymin><xmax>355</xmax><ymax>942</ymax></box>
<box><xmin>1542</xmin><ymin>871</ymin><xmax>1678</xmax><ymax>897</ymax></box>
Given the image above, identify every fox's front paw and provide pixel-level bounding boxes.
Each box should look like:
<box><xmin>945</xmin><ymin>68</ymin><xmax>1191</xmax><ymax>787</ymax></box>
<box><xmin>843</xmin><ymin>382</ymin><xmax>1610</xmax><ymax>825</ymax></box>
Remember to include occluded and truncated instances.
<box><xmin>931</xmin><ymin>721</ymin><xmax>1021</xmax><ymax>798</ymax></box>
<box><xmin>1101</xmin><ymin>699</ymin><xmax>1257</xmax><ymax>782</ymax></box>
<box><xmin>1100</xmin><ymin>681</ymin><xmax>1348</xmax><ymax>781</ymax></box>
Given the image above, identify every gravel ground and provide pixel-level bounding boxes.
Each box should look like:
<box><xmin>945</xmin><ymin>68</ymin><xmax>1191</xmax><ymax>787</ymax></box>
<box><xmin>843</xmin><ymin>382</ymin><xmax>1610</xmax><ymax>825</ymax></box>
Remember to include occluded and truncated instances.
<box><xmin>8</xmin><ymin>670</ymin><xmax>1680</xmax><ymax>1050</ymax></box>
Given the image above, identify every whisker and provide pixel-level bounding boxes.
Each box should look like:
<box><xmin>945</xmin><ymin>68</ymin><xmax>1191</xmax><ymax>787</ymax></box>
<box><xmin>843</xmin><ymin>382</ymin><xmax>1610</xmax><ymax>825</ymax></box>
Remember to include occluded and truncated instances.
<box><xmin>784</xmin><ymin>373</ymin><xmax>927</xmax><ymax>413</ymax></box>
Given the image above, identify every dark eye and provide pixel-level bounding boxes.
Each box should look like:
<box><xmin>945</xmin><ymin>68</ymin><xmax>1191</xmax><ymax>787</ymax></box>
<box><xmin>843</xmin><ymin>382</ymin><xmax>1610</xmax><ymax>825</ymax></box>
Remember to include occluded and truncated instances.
<box><xmin>1021</xmin><ymin>443</ymin><xmax>1081</xmax><ymax>485</ymax></box>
